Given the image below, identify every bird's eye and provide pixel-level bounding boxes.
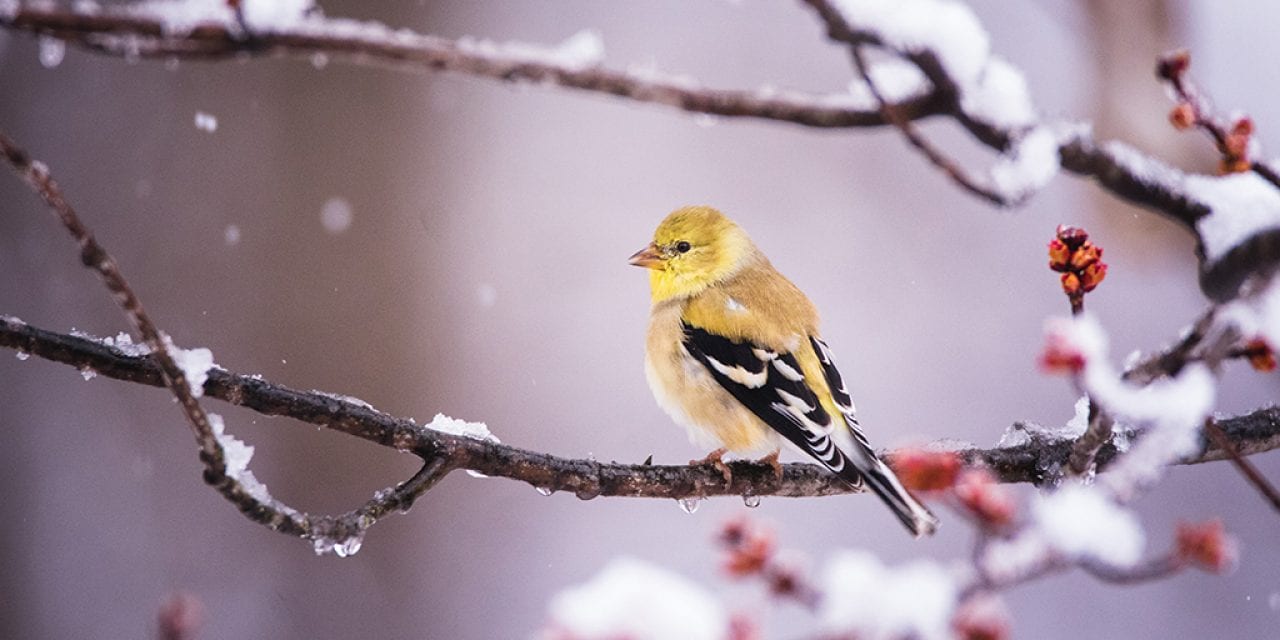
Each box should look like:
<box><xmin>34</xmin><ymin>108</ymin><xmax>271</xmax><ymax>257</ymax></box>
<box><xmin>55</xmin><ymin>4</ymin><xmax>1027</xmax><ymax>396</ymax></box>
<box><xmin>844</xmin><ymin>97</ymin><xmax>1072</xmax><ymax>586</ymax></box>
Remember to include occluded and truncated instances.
<box><xmin>675</xmin><ymin>241</ymin><xmax>692</xmax><ymax>253</ymax></box>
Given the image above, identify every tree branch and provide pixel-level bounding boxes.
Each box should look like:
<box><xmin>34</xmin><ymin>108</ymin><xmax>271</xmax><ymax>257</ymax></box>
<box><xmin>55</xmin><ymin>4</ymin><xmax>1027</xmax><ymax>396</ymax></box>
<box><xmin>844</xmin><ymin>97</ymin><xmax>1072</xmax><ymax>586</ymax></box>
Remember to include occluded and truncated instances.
<box><xmin>0</xmin><ymin>4</ymin><xmax>1239</xmax><ymax>240</ymax></box>
<box><xmin>4</xmin><ymin>317</ymin><xmax>1278</xmax><ymax>501</ymax></box>
<box><xmin>0</xmin><ymin>5</ymin><xmax>945</xmax><ymax>129</ymax></box>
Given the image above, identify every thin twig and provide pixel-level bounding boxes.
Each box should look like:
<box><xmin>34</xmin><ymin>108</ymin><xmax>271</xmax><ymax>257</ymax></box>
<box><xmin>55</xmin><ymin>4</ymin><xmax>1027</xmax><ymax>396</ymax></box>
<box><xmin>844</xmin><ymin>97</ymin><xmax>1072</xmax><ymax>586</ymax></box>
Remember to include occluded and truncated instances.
<box><xmin>1203</xmin><ymin>418</ymin><xmax>1280</xmax><ymax>513</ymax></box>
<box><xmin>809</xmin><ymin>1</ymin><xmax>1011</xmax><ymax>205</ymax></box>
<box><xmin>0</xmin><ymin>129</ymin><xmax>451</xmax><ymax>548</ymax></box>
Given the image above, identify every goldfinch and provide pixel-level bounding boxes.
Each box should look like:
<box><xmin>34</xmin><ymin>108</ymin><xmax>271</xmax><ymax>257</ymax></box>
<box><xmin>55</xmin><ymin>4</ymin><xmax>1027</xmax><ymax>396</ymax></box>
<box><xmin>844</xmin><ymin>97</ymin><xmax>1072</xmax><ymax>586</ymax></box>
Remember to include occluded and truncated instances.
<box><xmin>630</xmin><ymin>205</ymin><xmax>938</xmax><ymax>537</ymax></box>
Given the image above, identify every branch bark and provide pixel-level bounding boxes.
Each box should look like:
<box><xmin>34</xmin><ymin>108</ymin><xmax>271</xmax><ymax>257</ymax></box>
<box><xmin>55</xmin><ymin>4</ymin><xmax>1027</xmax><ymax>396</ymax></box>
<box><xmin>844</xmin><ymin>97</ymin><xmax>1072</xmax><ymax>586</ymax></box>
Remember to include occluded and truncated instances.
<box><xmin>4</xmin><ymin>317</ymin><xmax>1278</xmax><ymax>500</ymax></box>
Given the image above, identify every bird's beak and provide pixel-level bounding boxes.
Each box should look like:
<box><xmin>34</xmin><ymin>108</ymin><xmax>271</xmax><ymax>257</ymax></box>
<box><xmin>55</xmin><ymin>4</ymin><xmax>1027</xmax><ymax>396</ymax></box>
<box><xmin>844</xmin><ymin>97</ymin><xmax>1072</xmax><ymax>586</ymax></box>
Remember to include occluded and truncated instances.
<box><xmin>627</xmin><ymin>242</ymin><xmax>664</xmax><ymax>270</ymax></box>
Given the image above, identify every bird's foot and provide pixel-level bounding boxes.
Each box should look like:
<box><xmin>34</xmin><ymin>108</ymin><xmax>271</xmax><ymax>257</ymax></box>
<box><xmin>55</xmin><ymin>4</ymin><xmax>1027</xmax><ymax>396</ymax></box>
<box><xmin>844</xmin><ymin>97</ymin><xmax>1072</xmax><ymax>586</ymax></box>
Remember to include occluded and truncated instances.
<box><xmin>756</xmin><ymin>450</ymin><xmax>783</xmax><ymax>483</ymax></box>
<box><xmin>691</xmin><ymin>448</ymin><xmax>733</xmax><ymax>487</ymax></box>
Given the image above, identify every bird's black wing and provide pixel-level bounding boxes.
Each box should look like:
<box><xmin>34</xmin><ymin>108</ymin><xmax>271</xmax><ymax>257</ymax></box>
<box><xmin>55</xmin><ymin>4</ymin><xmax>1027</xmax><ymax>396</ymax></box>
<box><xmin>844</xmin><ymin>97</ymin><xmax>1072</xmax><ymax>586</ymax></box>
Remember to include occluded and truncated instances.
<box><xmin>680</xmin><ymin>322</ymin><xmax>861</xmax><ymax>486</ymax></box>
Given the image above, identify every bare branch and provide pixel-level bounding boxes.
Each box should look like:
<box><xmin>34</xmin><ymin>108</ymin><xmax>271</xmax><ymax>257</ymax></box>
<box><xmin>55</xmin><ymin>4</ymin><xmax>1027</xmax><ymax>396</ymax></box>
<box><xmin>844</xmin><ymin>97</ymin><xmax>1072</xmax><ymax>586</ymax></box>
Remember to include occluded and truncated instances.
<box><xmin>1203</xmin><ymin>418</ymin><xmax>1280</xmax><ymax>513</ymax></box>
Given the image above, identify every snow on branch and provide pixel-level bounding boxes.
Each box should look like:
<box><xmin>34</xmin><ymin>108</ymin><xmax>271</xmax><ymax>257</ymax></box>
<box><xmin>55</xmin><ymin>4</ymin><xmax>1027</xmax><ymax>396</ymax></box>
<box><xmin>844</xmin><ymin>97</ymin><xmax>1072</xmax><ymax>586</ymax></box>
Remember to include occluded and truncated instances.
<box><xmin>7</xmin><ymin>2</ymin><xmax>1280</xmax><ymax>302</ymax></box>
<box><xmin>0</xmin><ymin>2</ymin><xmax>942</xmax><ymax>129</ymax></box>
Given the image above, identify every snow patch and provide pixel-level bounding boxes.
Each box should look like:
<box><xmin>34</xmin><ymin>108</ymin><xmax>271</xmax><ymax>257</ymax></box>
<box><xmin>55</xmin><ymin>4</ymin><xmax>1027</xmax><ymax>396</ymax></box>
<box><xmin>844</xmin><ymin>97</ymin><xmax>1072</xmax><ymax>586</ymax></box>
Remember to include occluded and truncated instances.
<box><xmin>1034</xmin><ymin>485</ymin><xmax>1145</xmax><ymax>566</ymax></box>
<box><xmin>546</xmin><ymin>557</ymin><xmax>729</xmax><ymax>640</ymax></box>
<box><xmin>457</xmin><ymin>29</ymin><xmax>605</xmax><ymax>71</ymax></box>
<box><xmin>990</xmin><ymin>125</ymin><xmax>1060</xmax><ymax>199</ymax></box>
<box><xmin>1190</xmin><ymin>171</ymin><xmax>1280</xmax><ymax>262</ymax></box>
<box><xmin>1045</xmin><ymin>315</ymin><xmax>1215</xmax><ymax>492</ymax></box>
<box><xmin>168</xmin><ymin>338</ymin><xmax>215</xmax><ymax>398</ymax></box>
<box><xmin>426</xmin><ymin>413</ymin><xmax>498</xmax><ymax>443</ymax></box>
<box><xmin>961</xmin><ymin>57</ymin><xmax>1036</xmax><ymax>128</ymax></box>
<box><xmin>819</xmin><ymin>550</ymin><xmax>957</xmax><ymax>640</ymax></box>
<box><xmin>832</xmin><ymin>0</ymin><xmax>990</xmax><ymax>88</ymax></box>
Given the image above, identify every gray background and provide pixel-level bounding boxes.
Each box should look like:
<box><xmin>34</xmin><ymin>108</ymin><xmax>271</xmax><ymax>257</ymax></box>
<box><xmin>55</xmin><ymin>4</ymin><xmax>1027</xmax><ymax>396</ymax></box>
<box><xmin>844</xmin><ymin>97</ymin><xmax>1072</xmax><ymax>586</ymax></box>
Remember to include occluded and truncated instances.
<box><xmin>2</xmin><ymin>1</ymin><xmax>1278</xmax><ymax>638</ymax></box>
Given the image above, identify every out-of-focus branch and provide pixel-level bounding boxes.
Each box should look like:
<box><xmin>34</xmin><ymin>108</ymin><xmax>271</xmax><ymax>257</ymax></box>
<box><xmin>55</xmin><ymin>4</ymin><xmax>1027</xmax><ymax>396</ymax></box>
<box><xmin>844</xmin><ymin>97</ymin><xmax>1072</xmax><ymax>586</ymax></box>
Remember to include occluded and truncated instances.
<box><xmin>0</xmin><ymin>4</ymin><xmax>1253</xmax><ymax>251</ymax></box>
<box><xmin>4</xmin><ymin>317</ymin><xmax>1279</xmax><ymax>500</ymax></box>
<box><xmin>0</xmin><ymin>5</ymin><xmax>943</xmax><ymax>129</ymax></box>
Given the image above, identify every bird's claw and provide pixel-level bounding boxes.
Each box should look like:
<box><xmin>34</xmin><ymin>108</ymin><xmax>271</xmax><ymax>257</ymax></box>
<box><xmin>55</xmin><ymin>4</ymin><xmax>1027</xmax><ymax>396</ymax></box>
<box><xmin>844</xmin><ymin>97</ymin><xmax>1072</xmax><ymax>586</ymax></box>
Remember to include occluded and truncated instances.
<box><xmin>691</xmin><ymin>448</ymin><xmax>733</xmax><ymax>487</ymax></box>
<box><xmin>757</xmin><ymin>450</ymin><xmax>783</xmax><ymax>484</ymax></box>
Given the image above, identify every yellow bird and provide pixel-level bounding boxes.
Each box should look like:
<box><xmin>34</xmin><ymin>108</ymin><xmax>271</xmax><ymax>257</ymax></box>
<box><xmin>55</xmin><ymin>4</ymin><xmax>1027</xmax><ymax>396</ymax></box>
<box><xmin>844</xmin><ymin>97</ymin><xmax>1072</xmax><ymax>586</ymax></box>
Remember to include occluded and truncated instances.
<box><xmin>630</xmin><ymin>205</ymin><xmax>938</xmax><ymax>537</ymax></box>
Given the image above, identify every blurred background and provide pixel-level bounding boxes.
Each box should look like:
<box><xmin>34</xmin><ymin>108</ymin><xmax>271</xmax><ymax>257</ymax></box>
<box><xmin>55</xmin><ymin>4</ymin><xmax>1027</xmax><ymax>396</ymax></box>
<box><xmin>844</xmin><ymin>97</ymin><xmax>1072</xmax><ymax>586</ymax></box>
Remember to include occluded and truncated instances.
<box><xmin>2</xmin><ymin>1</ymin><xmax>1278</xmax><ymax>637</ymax></box>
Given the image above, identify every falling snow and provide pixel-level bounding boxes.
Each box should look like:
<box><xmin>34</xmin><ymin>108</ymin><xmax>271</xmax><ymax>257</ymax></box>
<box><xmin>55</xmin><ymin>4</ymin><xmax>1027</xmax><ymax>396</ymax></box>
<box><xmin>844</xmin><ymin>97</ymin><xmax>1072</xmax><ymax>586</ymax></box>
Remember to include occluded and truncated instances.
<box><xmin>320</xmin><ymin>197</ymin><xmax>353</xmax><ymax>234</ymax></box>
<box><xmin>193</xmin><ymin>111</ymin><xmax>218</xmax><ymax>133</ymax></box>
<box><xmin>38</xmin><ymin>36</ymin><xmax>66</xmax><ymax>68</ymax></box>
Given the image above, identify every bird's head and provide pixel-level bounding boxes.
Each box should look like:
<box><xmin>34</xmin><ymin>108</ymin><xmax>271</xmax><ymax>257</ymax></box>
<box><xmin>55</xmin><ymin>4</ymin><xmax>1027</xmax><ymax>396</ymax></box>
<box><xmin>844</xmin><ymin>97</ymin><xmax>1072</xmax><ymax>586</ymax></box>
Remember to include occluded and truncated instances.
<box><xmin>629</xmin><ymin>205</ymin><xmax>756</xmax><ymax>302</ymax></box>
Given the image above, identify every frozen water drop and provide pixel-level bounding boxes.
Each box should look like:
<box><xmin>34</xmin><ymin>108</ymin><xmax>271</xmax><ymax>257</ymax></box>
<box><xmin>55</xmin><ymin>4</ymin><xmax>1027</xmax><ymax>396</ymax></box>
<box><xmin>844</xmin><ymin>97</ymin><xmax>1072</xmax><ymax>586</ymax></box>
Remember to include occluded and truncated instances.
<box><xmin>536</xmin><ymin>486</ymin><xmax>554</xmax><ymax>496</ymax></box>
<box><xmin>694</xmin><ymin>113</ymin><xmax>720</xmax><ymax>128</ymax></box>
<box><xmin>334</xmin><ymin>535</ymin><xmax>364</xmax><ymax>558</ymax></box>
<box><xmin>79</xmin><ymin>367</ymin><xmax>97</xmax><ymax>381</ymax></box>
<box><xmin>575</xmin><ymin>487</ymin><xmax>600</xmax><ymax>501</ymax></box>
<box><xmin>466</xmin><ymin>469</ymin><xmax>490</xmax><ymax>479</ymax></box>
<box><xmin>311</xmin><ymin>537</ymin><xmax>335</xmax><ymax>556</ymax></box>
<box><xmin>15</xmin><ymin>351</ymin><xmax>29</xmax><ymax>361</ymax></box>
<box><xmin>677</xmin><ymin>497</ymin><xmax>702</xmax><ymax>514</ymax></box>
<box><xmin>38</xmin><ymin>36</ymin><xmax>65</xmax><ymax>68</ymax></box>
<box><xmin>742</xmin><ymin>494</ymin><xmax>761</xmax><ymax>508</ymax></box>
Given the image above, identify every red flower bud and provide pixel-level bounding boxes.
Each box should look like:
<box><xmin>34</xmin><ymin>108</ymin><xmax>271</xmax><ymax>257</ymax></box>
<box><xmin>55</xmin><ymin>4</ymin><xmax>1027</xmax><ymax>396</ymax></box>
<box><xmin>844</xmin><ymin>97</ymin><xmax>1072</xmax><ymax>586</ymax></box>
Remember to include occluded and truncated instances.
<box><xmin>954</xmin><ymin>470</ymin><xmax>1015</xmax><ymax>528</ymax></box>
<box><xmin>892</xmin><ymin>450</ymin><xmax>962</xmax><ymax>492</ymax></box>
<box><xmin>1060</xmin><ymin>272</ymin><xmax>1082</xmax><ymax>296</ymax></box>
<box><xmin>953</xmin><ymin>595</ymin><xmax>1010</xmax><ymax>640</ymax></box>
<box><xmin>719</xmin><ymin>516</ymin><xmax>775</xmax><ymax>578</ymax></box>
<box><xmin>1243</xmin><ymin>338</ymin><xmax>1276</xmax><ymax>372</ymax></box>
<box><xmin>1069</xmin><ymin>242</ymin><xmax>1101</xmax><ymax>270</ymax></box>
<box><xmin>1039</xmin><ymin>332</ymin><xmax>1087</xmax><ymax>374</ymax></box>
<box><xmin>1080</xmin><ymin>261</ymin><xmax>1107</xmax><ymax>292</ymax></box>
<box><xmin>1169</xmin><ymin>103</ymin><xmax>1196</xmax><ymax>130</ymax></box>
<box><xmin>1157</xmin><ymin>49</ymin><xmax>1190</xmax><ymax>80</ymax></box>
<box><xmin>1176</xmin><ymin>519</ymin><xmax>1238</xmax><ymax>574</ymax></box>
<box><xmin>1047</xmin><ymin>238</ymin><xmax>1072</xmax><ymax>272</ymax></box>
<box><xmin>1232</xmin><ymin>116</ymin><xmax>1255</xmax><ymax>137</ymax></box>
<box><xmin>1055</xmin><ymin>225</ymin><xmax>1089</xmax><ymax>249</ymax></box>
<box><xmin>1218</xmin><ymin>157</ymin><xmax>1251</xmax><ymax>175</ymax></box>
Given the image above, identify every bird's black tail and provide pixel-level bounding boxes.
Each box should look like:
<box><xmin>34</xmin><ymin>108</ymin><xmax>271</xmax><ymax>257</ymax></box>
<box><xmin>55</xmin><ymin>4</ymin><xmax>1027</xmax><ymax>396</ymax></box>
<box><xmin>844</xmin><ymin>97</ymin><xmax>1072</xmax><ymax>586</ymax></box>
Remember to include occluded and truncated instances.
<box><xmin>836</xmin><ymin>452</ymin><xmax>939</xmax><ymax>537</ymax></box>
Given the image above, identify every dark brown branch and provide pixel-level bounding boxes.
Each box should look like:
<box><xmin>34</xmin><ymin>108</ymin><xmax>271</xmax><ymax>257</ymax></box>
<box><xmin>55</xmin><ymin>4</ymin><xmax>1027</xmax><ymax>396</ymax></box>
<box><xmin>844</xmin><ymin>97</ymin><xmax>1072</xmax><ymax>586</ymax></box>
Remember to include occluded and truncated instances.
<box><xmin>4</xmin><ymin>317</ymin><xmax>1279</xmax><ymax>499</ymax></box>
<box><xmin>806</xmin><ymin>0</ymin><xmax>1011</xmax><ymax>205</ymax></box>
<box><xmin>0</xmin><ymin>128</ymin><xmax>453</xmax><ymax>549</ymax></box>
<box><xmin>1203</xmin><ymin>418</ymin><xmax>1280</xmax><ymax>513</ymax></box>
<box><xmin>7</xmin><ymin>2</ymin><xmax>1267</xmax><ymax>288</ymax></box>
<box><xmin>0</xmin><ymin>5</ymin><xmax>946</xmax><ymax>130</ymax></box>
